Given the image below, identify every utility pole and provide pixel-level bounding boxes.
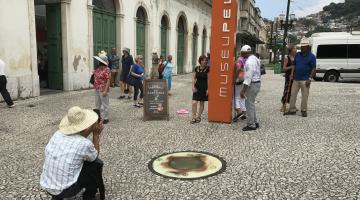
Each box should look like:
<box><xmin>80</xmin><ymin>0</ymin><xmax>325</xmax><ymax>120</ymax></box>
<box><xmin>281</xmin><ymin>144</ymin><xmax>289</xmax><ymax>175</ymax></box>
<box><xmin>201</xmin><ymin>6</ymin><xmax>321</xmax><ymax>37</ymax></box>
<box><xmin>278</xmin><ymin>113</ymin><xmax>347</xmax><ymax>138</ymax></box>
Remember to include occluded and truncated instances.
<box><xmin>273</xmin><ymin>20</ymin><xmax>278</xmax><ymax>63</ymax></box>
<box><xmin>281</xmin><ymin>0</ymin><xmax>291</xmax><ymax>70</ymax></box>
<box><xmin>269</xmin><ymin>21</ymin><xmax>274</xmax><ymax>63</ymax></box>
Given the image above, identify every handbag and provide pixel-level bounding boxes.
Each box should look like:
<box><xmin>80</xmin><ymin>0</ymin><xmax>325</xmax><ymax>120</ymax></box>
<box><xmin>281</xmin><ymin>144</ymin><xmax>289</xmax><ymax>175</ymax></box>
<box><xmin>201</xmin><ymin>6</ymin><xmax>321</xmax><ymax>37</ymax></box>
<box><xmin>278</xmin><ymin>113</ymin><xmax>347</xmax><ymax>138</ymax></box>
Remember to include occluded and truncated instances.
<box><xmin>260</xmin><ymin>64</ymin><xmax>266</xmax><ymax>75</ymax></box>
<box><xmin>89</xmin><ymin>74</ymin><xmax>95</xmax><ymax>85</ymax></box>
<box><xmin>126</xmin><ymin>66</ymin><xmax>138</xmax><ymax>86</ymax></box>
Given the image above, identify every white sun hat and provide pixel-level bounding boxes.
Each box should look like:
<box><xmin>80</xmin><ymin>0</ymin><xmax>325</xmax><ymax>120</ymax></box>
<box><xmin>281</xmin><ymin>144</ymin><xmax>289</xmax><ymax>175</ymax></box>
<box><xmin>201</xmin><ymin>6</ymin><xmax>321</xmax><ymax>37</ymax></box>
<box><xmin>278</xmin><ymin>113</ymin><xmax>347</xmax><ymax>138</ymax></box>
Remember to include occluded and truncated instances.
<box><xmin>59</xmin><ymin>106</ymin><xmax>99</xmax><ymax>135</ymax></box>
<box><xmin>93</xmin><ymin>54</ymin><xmax>108</xmax><ymax>66</ymax></box>
<box><xmin>240</xmin><ymin>45</ymin><xmax>252</xmax><ymax>52</ymax></box>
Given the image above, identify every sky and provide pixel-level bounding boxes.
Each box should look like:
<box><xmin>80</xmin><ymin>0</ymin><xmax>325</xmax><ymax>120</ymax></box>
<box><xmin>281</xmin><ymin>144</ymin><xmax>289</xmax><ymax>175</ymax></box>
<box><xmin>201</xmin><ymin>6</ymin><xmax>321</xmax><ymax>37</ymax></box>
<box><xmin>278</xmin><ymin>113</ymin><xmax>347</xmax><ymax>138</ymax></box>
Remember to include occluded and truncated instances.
<box><xmin>256</xmin><ymin>0</ymin><xmax>345</xmax><ymax>20</ymax></box>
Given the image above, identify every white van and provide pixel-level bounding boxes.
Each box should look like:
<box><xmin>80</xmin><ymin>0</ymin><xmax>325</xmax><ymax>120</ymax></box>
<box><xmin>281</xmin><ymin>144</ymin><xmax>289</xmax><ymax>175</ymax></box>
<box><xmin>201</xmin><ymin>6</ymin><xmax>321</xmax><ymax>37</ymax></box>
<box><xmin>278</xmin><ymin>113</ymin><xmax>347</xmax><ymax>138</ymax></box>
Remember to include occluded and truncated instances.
<box><xmin>310</xmin><ymin>32</ymin><xmax>360</xmax><ymax>82</ymax></box>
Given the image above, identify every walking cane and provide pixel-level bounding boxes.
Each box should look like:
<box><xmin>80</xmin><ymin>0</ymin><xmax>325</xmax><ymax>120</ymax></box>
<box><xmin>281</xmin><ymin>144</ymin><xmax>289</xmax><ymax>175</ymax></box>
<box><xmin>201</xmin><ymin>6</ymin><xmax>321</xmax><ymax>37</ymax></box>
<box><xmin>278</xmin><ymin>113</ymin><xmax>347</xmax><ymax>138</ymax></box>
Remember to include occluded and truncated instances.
<box><xmin>283</xmin><ymin>67</ymin><xmax>294</xmax><ymax>116</ymax></box>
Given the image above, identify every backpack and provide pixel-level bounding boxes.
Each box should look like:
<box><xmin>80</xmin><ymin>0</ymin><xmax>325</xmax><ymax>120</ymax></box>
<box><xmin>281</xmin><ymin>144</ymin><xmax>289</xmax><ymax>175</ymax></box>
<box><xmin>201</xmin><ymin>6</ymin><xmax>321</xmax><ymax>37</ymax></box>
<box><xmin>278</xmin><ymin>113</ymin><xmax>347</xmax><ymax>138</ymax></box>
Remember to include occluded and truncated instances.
<box><xmin>158</xmin><ymin>62</ymin><xmax>165</xmax><ymax>74</ymax></box>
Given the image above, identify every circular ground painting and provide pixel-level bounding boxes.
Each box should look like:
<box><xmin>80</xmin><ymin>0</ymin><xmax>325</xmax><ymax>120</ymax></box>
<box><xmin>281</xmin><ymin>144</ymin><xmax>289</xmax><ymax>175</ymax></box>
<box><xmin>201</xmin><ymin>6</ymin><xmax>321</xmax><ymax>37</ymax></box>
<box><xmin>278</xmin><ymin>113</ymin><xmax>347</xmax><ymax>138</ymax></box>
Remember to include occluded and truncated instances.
<box><xmin>148</xmin><ymin>151</ymin><xmax>226</xmax><ymax>180</ymax></box>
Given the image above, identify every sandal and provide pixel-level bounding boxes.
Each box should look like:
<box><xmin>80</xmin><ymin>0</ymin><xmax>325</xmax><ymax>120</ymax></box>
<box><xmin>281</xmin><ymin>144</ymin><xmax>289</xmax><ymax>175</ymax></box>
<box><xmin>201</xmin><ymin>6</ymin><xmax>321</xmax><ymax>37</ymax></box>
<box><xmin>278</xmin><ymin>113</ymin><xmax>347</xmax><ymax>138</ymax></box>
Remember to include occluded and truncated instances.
<box><xmin>195</xmin><ymin>117</ymin><xmax>201</xmax><ymax>123</ymax></box>
<box><xmin>190</xmin><ymin>118</ymin><xmax>197</xmax><ymax>124</ymax></box>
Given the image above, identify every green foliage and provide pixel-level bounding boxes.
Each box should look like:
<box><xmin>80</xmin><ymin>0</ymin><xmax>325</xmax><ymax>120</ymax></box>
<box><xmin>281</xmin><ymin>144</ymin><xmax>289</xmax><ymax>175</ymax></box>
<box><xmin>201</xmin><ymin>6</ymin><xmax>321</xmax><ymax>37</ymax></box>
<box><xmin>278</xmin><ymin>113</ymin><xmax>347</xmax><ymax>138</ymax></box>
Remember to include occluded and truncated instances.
<box><xmin>323</xmin><ymin>0</ymin><xmax>360</xmax><ymax>19</ymax></box>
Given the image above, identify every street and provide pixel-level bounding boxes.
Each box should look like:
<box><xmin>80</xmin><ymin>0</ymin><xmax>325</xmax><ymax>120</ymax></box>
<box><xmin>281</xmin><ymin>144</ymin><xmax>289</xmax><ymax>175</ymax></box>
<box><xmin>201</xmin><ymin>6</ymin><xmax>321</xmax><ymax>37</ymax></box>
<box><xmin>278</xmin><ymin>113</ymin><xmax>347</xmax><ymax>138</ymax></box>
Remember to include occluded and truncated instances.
<box><xmin>1</xmin><ymin>72</ymin><xmax>360</xmax><ymax>200</ymax></box>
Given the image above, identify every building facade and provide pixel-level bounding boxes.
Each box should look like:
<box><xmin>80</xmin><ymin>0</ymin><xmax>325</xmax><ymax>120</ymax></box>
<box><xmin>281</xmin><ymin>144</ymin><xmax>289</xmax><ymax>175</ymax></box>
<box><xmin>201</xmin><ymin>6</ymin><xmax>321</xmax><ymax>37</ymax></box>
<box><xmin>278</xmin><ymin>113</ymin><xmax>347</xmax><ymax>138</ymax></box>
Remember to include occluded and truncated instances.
<box><xmin>236</xmin><ymin>0</ymin><xmax>267</xmax><ymax>58</ymax></box>
<box><xmin>0</xmin><ymin>0</ymin><xmax>211</xmax><ymax>99</ymax></box>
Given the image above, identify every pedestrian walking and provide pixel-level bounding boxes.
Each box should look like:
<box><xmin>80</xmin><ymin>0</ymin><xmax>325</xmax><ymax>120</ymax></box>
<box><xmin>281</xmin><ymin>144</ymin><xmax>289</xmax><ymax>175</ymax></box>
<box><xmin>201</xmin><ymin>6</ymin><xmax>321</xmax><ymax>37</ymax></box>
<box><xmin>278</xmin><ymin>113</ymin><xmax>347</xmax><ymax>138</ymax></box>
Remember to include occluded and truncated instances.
<box><xmin>280</xmin><ymin>46</ymin><xmax>297</xmax><ymax>112</ymax></box>
<box><xmin>190</xmin><ymin>55</ymin><xmax>209</xmax><ymax>124</ymax></box>
<box><xmin>119</xmin><ymin>47</ymin><xmax>134</xmax><ymax>99</ymax></box>
<box><xmin>40</xmin><ymin>106</ymin><xmax>105</xmax><ymax>200</ymax></box>
<box><xmin>93</xmin><ymin>54</ymin><xmax>111</xmax><ymax>124</ymax></box>
<box><xmin>0</xmin><ymin>59</ymin><xmax>15</xmax><ymax>108</ymax></box>
<box><xmin>108</xmin><ymin>48</ymin><xmax>120</xmax><ymax>87</ymax></box>
<box><xmin>285</xmin><ymin>38</ymin><xmax>316</xmax><ymax>117</ymax></box>
<box><xmin>240</xmin><ymin>45</ymin><xmax>261</xmax><ymax>131</ymax></box>
<box><xmin>158</xmin><ymin>55</ymin><xmax>165</xmax><ymax>79</ymax></box>
<box><xmin>131</xmin><ymin>55</ymin><xmax>145</xmax><ymax>108</ymax></box>
<box><xmin>233</xmin><ymin>53</ymin><xmax>247</xmax><ymax>122</ymax></box>
<box><xmin>162</xmin><ymin>55</ymin><xmax>174</xmax><ymax>96</ymax></box>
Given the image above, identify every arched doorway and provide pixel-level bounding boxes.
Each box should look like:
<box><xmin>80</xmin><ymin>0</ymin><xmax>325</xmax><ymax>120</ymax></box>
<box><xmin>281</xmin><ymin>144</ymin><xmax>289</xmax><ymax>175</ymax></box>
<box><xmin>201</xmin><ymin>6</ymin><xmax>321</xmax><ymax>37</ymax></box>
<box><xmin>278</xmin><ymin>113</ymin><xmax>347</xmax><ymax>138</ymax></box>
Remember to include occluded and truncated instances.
<box><xmin>192</xmin><ymin>25</ymin><xmax>199</xmax><ymax>70</ymax></box>
<box><xmin>35</xmin><ymin>1</ymin><xmax>63</xmax><ymax>90</ymax></box>
<box><xmin>136</xmin><ymin>7</ymin><xmax>147</xmax><ymax>65</ymax></box>
<box><xmin>177</xmin><ymin>15</ymin><xmax>186</xmax><ymax>74</ymax></box>
<box><xmin>93</xmin><ymin>0</ymin><xmax>116</xmax><ymax>55</ymax></box>
<box><xmin>160</xmin><ymin>15</ymin><xmax>169</xmax><ymax>58</ymax></box>
<box><xmin>202</xmin><ymin>28</ymin><xmax>207</xmax><ymax>55</ymax></box>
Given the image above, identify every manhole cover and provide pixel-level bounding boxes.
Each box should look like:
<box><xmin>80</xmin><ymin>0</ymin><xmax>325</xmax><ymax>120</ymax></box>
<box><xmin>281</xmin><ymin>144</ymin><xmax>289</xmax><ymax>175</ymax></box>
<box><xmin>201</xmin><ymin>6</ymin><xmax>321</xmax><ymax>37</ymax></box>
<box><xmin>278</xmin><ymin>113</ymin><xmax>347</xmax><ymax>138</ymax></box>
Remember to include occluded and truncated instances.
<box><xmin>148</xmin><ymin>151</ymin><xmax>226</xmax><ymax>180</ymax></box>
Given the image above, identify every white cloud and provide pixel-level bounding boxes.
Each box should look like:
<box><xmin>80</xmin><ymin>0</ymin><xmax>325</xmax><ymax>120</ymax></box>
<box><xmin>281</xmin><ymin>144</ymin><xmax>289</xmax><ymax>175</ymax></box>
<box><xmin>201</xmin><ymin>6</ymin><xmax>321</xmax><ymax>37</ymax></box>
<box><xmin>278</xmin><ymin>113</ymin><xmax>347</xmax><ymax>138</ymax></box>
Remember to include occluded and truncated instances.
<box><xmin>293</xmin><ymin>0</ymin><xmax>345</xmax><ymax>17</ymax></box>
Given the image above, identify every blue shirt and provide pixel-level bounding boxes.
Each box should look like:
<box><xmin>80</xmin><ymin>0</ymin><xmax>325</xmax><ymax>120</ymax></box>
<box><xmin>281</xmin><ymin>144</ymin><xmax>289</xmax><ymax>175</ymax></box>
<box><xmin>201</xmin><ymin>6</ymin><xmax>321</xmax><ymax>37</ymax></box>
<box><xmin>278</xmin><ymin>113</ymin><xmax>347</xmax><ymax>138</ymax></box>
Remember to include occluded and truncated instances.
<box><xmin>132</xmin><ymin>64</ymin><xmax>144</xmax><ymax>81</ymax></box>
<box><xmin>294</xmin><ymin>52</ymin><xmax>316</xmax><ymax>81</ymax></box>
<box><xmin>108</xmin><ymin>54</ymin><xmax>120</xmax><ymax>69</ymax></box>
<box><xmin>162</xmin><ymin>61</ymin><xmax>174</xmax><ymax>78</ymax></box>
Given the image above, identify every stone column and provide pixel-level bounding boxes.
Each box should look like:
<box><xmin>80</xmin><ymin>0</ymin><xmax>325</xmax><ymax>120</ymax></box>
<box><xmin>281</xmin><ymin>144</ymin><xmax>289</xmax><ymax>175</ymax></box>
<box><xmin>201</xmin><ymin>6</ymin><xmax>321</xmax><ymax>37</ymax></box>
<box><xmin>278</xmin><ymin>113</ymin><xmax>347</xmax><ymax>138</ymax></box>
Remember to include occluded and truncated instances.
<box><xmin>61</xmin><ymin>0</ymin><xmax>72</xmax><ymax>91</ymax></box>
<box><xmin>28</xmin><ymin>0</ymin><xmax>40</xmax><ymax>97</ymax></box>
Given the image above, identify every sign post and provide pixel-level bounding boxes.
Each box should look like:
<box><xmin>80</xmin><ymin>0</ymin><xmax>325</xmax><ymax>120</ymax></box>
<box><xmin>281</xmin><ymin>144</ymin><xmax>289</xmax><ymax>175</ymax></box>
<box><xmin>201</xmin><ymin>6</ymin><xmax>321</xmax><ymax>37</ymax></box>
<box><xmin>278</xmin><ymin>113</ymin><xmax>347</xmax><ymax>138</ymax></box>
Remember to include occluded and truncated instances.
<box><xmin>208</xmin><ymin>0</ymin><xmax>238</xmax><ymax>123</ymax></box>
<box><xmin>143</xmin><ymin>79</ymin><xmax>169</xmax><ymax>121</ymax></box>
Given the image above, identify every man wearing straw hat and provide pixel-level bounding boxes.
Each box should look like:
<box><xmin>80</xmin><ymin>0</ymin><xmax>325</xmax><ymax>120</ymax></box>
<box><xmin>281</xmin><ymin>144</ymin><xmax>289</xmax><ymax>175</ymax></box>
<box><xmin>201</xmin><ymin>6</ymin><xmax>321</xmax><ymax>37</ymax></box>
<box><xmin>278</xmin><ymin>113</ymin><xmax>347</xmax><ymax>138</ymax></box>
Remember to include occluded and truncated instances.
<box><xmin>119</xmin><ymin>47</ymin><xmax>134</xmax><ymax>99</ymax></box>
<box><xmin>285</xmin><ymin>38</ymin><xmax>316</xmax><ymax>117</ymax></box>
<box><xmin>40</xmin><ymin>106</ymin><xmax>105</xmax><ymax>200</ymax></box>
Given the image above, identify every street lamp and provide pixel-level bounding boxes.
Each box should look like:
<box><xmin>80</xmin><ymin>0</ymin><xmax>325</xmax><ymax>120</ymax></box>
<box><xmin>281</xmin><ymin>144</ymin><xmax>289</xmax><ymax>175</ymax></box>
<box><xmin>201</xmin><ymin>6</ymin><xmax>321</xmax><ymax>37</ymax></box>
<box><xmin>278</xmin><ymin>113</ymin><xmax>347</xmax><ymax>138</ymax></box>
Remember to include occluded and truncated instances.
<box><xmin>279</xmin><ymin>13</ymin><xmax>296</xmax><ymax>30</ymax></box>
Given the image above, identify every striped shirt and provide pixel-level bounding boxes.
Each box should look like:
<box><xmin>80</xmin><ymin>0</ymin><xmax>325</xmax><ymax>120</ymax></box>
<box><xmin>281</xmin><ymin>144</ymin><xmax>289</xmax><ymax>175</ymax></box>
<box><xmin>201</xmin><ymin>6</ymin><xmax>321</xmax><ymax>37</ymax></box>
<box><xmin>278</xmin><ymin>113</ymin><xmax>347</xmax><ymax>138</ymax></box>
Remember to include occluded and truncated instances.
<box><xmin>40</xmin><ymin>131</ymin><xmax>98</xmax><ymax>195</ymax></box>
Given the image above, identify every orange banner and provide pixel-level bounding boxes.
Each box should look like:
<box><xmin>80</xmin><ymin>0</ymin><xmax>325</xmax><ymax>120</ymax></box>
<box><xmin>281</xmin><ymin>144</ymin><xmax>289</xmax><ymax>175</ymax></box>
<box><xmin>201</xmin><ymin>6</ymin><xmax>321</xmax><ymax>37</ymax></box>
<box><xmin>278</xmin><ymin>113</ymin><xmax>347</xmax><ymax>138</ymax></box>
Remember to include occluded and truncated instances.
<box><xmin>208</xmin><ymin>0</ymin><xmax>238</xmax><ymax>123</ymax></box>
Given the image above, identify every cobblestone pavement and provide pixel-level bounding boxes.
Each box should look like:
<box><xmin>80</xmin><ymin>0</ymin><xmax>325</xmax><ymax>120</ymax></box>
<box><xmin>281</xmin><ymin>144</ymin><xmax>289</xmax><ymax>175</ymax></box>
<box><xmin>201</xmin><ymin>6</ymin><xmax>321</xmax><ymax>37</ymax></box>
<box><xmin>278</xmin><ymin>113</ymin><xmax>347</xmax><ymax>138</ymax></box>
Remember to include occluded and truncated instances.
<box><xmin>1</xmin><ymin>72</ymin><xmax>360</xmax><ymax>200</ymax></box>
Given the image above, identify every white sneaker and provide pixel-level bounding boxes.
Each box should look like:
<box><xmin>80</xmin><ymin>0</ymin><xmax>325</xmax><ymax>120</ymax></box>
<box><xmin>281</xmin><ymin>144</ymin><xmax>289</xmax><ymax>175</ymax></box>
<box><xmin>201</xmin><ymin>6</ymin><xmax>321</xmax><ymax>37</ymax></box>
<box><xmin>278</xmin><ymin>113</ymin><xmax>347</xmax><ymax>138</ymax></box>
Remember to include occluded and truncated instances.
<box><xmin>8</xmin><ymin>104</ymin><xmax>15</xmax><ymax>108</ymax></box>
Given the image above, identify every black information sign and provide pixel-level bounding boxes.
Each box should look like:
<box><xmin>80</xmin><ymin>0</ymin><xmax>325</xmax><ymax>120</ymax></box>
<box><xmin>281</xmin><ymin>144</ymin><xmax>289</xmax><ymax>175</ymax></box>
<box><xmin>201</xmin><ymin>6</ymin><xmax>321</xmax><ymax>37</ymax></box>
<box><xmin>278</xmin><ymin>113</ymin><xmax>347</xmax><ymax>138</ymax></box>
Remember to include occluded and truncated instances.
<box><xmin>143</xmin><ymin>79</ymin><xmax>169</xmax><ymax>121</ymax></box>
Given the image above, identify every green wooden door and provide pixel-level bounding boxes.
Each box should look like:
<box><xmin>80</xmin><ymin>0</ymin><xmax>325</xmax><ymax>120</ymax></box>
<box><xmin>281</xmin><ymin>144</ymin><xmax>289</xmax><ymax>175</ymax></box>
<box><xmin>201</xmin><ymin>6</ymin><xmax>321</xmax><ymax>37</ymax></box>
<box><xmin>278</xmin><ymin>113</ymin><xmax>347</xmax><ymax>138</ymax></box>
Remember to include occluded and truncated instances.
<box><xmin>161</xmin><ymin>27</ymin><xmax>167</xmax><ymax>57</ymax></box>
<box><xmin>93</xmin><ymin>11</ymin><xmax>103</xmax><ymax>55</ymax></box>
<box><xmin>177</xmin><ymin>31</ymin><xmax>185</xmax><ymax>74</ymax></box>
<box><xmin>46</xmin><ymin>4</ymin><xmax>63</xmax><ymax>90</ymax></box>
<box><xmin>192</xmin><ymin>33</ymin><xmax>198</xmax><ymax>70</ymax></box>
<box><xmin>136</xmin><ymin>21</ymin><xmax>146</xmax><ymax>64</ymax></box>
<box><xmin>93</xmin><ymin>9</ymin><xmax>116</xmax><ymax>55</ymax></box>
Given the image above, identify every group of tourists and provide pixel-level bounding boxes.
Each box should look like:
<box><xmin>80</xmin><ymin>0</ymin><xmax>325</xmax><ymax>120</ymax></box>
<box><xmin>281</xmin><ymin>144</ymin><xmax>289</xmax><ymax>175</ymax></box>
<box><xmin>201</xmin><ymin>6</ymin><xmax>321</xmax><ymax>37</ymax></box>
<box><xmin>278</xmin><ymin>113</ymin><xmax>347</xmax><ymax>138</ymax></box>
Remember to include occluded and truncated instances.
<box><xmin>188</xmin><ymin>45</ymin><xmax>262</xmax><ymax>132</ymax></box>
<box><xmin>37</xmin><ymin>39</ymin><xmax>317</xmax><ymax>199</ymax></box>
<box><xmin>282</xmin><ymin>38</ymin><xmax>316</xmax><ymax>117</ymax></box>
<box><xmin>91</xmin><ymin>47</ymin><xmax>176</xmax><ymax>124</ymax></box>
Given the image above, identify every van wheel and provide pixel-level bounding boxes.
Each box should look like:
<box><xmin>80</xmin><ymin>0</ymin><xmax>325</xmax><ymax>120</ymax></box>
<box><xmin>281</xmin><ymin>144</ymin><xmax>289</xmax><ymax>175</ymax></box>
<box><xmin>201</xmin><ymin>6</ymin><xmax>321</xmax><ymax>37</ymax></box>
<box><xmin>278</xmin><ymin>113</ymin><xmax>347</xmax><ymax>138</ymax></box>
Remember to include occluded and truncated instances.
<box><xmin>324</xmin><ymin>71</ymin><xmax>339</xmax><ymax>82</ymax></box>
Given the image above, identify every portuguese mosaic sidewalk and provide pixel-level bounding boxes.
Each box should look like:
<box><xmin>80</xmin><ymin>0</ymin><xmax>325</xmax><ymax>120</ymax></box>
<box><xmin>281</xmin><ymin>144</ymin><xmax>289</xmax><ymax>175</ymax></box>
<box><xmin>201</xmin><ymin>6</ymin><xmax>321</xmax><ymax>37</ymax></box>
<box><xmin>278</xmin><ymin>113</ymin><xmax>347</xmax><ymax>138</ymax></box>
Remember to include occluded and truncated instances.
<box><xmin>1</xmin><ymin>72</ymin><xmax>360</xmax><ymax>200</ymax></box>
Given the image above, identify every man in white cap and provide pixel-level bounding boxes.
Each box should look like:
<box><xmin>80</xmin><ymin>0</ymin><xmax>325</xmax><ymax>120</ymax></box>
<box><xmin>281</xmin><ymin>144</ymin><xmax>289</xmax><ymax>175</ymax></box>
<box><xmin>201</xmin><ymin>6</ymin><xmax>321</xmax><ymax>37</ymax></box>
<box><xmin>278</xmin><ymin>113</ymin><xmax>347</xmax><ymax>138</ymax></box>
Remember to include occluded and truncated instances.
<box><xmin>240</xmin><ymin>45</ymin><xmax>261</xmax><ymax>131</ymax></box>
<box><xmin>285</xmin><ymin>38</ymin><xmax>316</xmax><ymax>117</ymax></box>
<box><xmin>0</xmin><ymin>59</ymin><xmax>15</xmax><ymax>108</ymax></box>
<box><xmin>40</xmin><ymin>106</ymin><xmax>105</xmax><ymax>200</ymax></box>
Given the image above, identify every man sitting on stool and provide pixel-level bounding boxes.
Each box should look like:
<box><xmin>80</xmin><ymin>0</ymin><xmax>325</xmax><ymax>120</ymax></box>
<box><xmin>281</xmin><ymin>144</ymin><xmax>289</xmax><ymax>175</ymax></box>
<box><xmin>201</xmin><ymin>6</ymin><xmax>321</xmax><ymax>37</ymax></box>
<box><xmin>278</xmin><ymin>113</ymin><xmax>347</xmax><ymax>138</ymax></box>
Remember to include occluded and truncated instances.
<box><xmin>40</xmin><ymin>106</ymin><xmax>105</xmax><ymax>200</ymax></box>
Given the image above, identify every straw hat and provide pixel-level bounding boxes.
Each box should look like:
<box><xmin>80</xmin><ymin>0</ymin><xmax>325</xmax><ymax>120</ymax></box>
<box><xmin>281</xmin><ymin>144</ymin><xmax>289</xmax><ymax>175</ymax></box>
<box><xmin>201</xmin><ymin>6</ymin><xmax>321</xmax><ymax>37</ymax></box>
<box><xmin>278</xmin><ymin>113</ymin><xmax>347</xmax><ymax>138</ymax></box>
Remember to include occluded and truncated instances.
<box><xmin>59</xmin><ymin>106</ymin><xmax>99</xmax><ymax>135</ymax></box>
<box><xmin>300</xmin><ymin>38</ymin><xmax>311</xmax><ymax>47</ymax></box>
